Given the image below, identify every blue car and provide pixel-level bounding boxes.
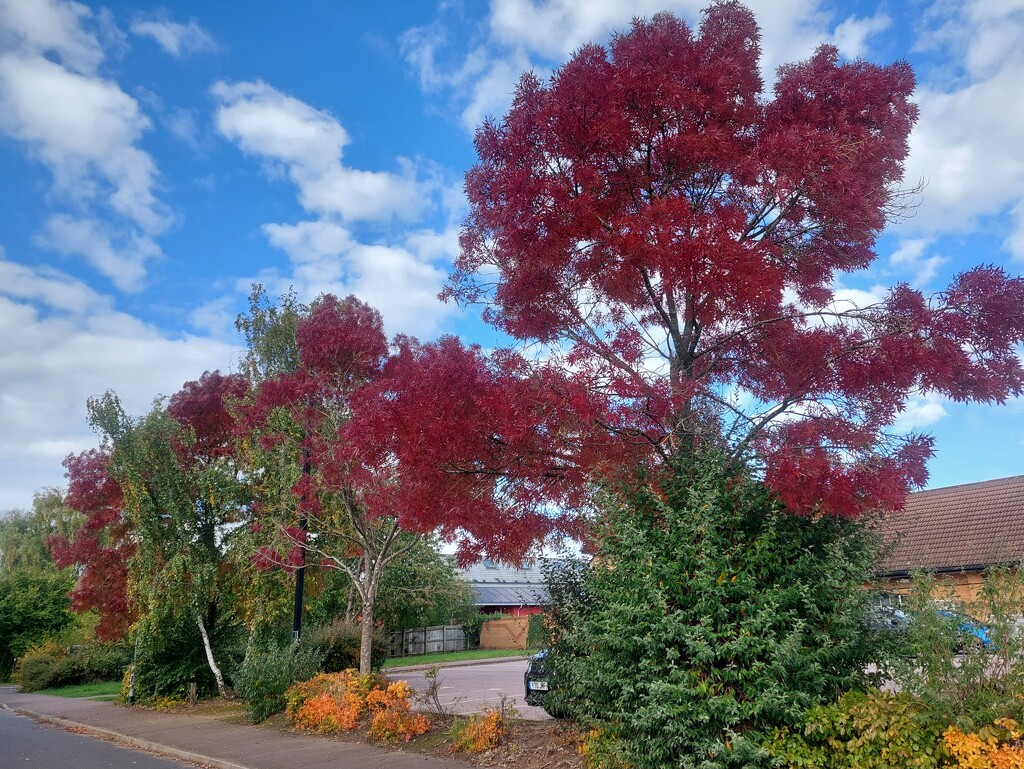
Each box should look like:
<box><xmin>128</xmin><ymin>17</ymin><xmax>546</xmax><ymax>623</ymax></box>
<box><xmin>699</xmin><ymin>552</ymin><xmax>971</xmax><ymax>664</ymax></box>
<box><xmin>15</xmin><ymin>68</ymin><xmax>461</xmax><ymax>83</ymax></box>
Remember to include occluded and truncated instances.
<box><xmin>937</xmin><ymin>611</ymin><xmax>994</xmax><ymax>649</ymax></box>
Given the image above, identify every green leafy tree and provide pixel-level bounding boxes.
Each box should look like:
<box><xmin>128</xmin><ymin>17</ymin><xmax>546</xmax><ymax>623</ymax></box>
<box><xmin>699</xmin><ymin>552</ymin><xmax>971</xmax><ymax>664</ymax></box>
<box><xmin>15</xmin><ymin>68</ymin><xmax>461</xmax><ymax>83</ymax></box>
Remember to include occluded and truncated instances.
<box><xmin>87</xmin><ymin>378</ymin><xmax>247</xmax><ymax>700</ymax></box>
<box><xmin>0</xmin><ymin>491</ymin><xmax>81</xmax><ymax>679</ymax></box>
<box><xmin>0</xmin><ymin>570</ymin><xmax>74</xmax><ymax>679</ymax></box>
<box><xmin>360</xmin><ymin>537</ymin><xmax>476</xmax><ymax>632</ymax></box>
<box><xmin>0</xmin><ymin>490</ymin><xmax>80</xmax><ymax>574</ymax></box>
<box><xmin>546</xmin><ymin>453</ymin><xmax>880</xmax><ymax>769</ymax></box>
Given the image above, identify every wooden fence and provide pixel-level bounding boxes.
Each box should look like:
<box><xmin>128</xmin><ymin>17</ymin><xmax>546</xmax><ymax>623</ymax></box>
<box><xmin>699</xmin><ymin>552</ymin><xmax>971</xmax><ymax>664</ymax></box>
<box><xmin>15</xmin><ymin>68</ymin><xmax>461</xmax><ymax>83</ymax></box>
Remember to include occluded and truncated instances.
<box><xmin>388</xmin><ymin>625</ymin><xmax>466</xmax><ymax>658</ymax></box>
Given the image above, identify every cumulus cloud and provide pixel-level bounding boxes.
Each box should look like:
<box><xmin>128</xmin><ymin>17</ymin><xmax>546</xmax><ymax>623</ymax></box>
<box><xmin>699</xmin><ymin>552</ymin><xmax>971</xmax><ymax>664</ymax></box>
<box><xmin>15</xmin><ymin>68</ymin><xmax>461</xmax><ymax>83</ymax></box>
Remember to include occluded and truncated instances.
<box><xmin>212</xmin><ymin>80</ymin><xmax>426</xmax><ymax>223</ymax></box>
<box><xmin>0</xmin><ymin>0</ymin><xmax>169</xmax><ymax>289</ymax></box>
<box><xmin>256</xmin><ymin>220</ymin><xmax>456</xmax><ymax>339</ymax></box>
<box><xmin>889</xmin><ymin>238</ymin><xmax>947</xmax><ymax>288</ymax></box>
<box><xmin>130</xmin><ymin>12</ymin><xmax>217</xmax><ymax>57</ymax></box>
<box><xmin>0</xmin><ymin>250</ymin><xmax>236</xmax><ymax>511</ymax></box>
<box><xmin>830</xmin><ymin>10</ymin><xmax>890</xmax><ymax>59</ymax></box>
<box><xmin>899</xmin><ymin>3</ymin><xmax>1024</xmax><ymax>256</ymax></box>
<box><xmin>894</xmin><ymin>393</ymin><xmax>949</xmax><ymax>432</ymax></box>
<box><xmin>401</xmin><ymin>0</ymin><xmax>867</xmax><ymax>133</ymax></box>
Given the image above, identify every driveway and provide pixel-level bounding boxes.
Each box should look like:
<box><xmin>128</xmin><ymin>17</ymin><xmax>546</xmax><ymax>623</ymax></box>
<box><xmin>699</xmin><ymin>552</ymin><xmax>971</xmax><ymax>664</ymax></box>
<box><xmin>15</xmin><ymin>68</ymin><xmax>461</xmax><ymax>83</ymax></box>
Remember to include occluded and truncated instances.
<box><xmin>395</xmin><ymin>659</ymin><xmax>553</xmax><ymax>721</ymax></box>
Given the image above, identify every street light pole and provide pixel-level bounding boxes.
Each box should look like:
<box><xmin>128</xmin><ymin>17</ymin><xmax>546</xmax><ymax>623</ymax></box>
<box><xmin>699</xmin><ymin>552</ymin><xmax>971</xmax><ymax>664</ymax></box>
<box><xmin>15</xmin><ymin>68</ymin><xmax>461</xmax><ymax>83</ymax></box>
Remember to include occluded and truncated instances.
<box><xmin>292</xmin><ymin>445</ymin><xmax>311</xmax><ymax>643</ymax></box>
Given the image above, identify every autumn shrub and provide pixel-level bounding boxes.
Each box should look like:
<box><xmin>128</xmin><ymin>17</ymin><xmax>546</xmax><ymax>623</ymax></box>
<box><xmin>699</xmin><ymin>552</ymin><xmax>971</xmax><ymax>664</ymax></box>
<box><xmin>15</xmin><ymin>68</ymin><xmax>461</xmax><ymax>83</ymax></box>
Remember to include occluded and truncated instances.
<box><xmin>234</xmin><ymin>640</ymin><xmax>324</xmax><ymax>723</ymax></box>
<box><xmin>285</xmin><ymin>669</ymin><xmax>426</xmax><ymax>740</ymax></box>
<box><xmin>366</xmin><ymin>680</ymin><xmax>429</xmax><ymax>743</ymax></box>
<box><xmin>945</xmin><ymin>718</ymin><xmax>1024</xmax><ymax>768</ymax></box>
<box><xmin>764</xmin><ymin>690</ymin><xmax>948</xmax><ymax>768</ymax></box>
<box><xmin>545</xmin><ymin>454</ymin><xmax>882</xmax><ymax>769</ymax></box>
<box><xmin>451</xmin><ymin>696</ymin><xmax>516</xmax><ymax>754</ymax></box>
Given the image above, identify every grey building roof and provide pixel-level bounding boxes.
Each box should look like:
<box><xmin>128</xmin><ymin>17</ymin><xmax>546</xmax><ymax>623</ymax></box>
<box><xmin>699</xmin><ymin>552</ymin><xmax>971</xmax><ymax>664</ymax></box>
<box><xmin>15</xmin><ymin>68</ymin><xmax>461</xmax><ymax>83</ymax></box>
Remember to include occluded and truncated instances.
<box><xmin>458</xmin><ymin>559</ymin><xmax>550</xmax><ymax>608</ymax></box>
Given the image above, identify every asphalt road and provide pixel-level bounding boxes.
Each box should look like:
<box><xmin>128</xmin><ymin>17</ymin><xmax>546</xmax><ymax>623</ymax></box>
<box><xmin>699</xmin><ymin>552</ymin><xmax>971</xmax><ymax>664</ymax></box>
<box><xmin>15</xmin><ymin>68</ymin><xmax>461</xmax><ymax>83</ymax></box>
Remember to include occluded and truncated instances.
<box><xmin>0</xmin><ymin>707</ymin><xmax>194</xmax><ymax>769</ymax></box>
<box><xmin>395</xmin><ymin>658</ymin><xmax>552</xmax><ymax>721</ymax></box>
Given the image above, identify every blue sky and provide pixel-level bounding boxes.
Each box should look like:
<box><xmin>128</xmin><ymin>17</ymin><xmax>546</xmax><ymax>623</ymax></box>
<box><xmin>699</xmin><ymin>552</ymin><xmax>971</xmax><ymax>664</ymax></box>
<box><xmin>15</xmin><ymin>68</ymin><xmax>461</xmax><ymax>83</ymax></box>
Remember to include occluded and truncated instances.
<box><xmin>1</xmin><ymin>0</ymin><xmax>1022</xmax><ymax>512</ymax></box>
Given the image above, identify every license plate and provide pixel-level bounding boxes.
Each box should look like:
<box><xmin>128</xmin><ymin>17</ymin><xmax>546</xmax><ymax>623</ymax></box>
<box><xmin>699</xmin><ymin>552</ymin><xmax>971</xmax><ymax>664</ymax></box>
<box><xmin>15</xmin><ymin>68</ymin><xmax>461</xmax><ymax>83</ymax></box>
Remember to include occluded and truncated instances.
<box><xmin>529</xmin><ymin>681</ymin><xmax>549</xmax><ymax>691</ymax></box>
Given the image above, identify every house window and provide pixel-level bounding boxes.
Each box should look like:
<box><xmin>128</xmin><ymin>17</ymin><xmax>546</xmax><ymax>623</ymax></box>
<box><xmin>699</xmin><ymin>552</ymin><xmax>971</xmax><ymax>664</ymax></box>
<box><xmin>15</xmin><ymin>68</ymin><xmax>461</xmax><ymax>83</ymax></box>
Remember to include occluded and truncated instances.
<box><xmin>483</xmin><ymin>559</ymin><xmax>497</xmax><ymax>569</ymax></box>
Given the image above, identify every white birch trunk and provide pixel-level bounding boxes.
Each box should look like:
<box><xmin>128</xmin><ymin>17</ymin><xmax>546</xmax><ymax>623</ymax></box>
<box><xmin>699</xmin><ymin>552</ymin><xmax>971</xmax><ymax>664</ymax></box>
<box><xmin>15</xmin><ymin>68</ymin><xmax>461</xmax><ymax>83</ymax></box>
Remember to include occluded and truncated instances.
<box><xmin>197</xmin><ymin>614</ymin><xmax>228</xmax><ymax>699</ymax></box>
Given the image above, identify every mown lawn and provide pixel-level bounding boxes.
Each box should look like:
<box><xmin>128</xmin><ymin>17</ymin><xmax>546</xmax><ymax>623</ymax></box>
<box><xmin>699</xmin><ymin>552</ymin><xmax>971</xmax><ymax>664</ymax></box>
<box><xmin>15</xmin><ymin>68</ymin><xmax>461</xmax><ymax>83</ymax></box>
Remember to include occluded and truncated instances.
<box><xmin>34</xmin><ymin>681</ymin><xmax>121</xmax><ymax>699</ymax></box>
<box><xmin>383</xmin><ymin>647</ymin><xmax>537</xmax><ymax>669</ymax></box>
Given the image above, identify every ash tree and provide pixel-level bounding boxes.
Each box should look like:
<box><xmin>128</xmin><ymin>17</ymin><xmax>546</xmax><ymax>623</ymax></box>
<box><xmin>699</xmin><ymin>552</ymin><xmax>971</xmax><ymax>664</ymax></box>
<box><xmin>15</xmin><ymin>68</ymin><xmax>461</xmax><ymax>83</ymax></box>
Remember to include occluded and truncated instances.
<box><xmin>50</xmin><ymin>449</ymin><xmax>136</xmax><ymax>642</ymax></box>
<box><xmin>441</xmin><ymin>3</ymin><xmax>1024</xmax><ymax>766</ymax></box>
<box><xmin>448</xmin><ymin>2</ymin><xmax>1024</xmax><ymax>516</ymax></box>
<box><xmin>239</xmin><ymin>291</ymin><xmax>595</xmax><ymax>674</ymax></box>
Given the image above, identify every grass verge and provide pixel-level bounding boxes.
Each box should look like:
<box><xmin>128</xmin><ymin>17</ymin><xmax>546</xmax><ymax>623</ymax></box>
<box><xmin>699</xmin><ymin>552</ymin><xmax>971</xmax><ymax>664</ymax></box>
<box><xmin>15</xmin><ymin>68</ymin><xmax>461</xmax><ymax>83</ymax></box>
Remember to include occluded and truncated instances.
<box><xmin>34</xmin><ymin>681</ymin><xmax>121</xmax><ymax>699</ymax></box>
<box><xmin>383</xmin><ymin>648</ymin><xmax>537</xmax><ymax>669</ymax></box>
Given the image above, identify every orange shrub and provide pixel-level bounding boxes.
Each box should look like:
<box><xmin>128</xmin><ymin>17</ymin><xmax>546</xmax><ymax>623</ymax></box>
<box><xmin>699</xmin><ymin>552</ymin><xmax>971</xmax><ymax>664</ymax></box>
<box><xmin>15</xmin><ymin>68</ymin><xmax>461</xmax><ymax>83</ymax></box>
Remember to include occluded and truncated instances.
<box><xmin>366</xmin><ymin>681</ymin><xmax>429</xmax><ymax>743</ymax></box>
<box><xmin>284</xmin><ymin>670</ymin><xmax>427</xmax><ymax>741</ymax></box>
<box><xmin>451</xmin><ymin>707</ymin><xmax>509</xmax><ymax>754</ymax></box>
<box><xmin>945</xmin><ymin>719</ymin><xmax>1024</xmax><ymax>769</ymax></box>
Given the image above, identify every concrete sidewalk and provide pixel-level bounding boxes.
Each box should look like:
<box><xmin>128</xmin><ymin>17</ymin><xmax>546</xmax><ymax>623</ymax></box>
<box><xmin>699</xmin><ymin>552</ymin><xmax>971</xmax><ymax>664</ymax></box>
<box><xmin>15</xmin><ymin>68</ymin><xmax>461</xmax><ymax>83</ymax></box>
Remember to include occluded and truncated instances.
<box><xmin>0</xmin><ymin>687</ymin><xmax>470</xmax><ymax>769</ymax></box>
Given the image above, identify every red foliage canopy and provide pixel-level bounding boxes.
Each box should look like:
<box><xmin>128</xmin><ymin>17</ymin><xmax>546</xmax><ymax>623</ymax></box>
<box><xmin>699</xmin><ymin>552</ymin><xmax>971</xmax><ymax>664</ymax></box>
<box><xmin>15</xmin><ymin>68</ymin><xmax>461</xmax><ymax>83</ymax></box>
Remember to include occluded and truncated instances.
<box><xmin>244</xmin><ymin>296</ymin><xmax>612</xmax><ymax>563</ymax></box>
<box><xmin>48</xmin><ymin>449</ymin><xmax>134</xmax><ymax>640</ymax></box>
<box><xmin>448</xmin><ymin>4</ymin><xmax>1024</xmax><ymax>517</ymax></box>
<box><xmin>168</xmin><ymin>370</ymin><xmax>248</xmax><ymax>462</ymax></box>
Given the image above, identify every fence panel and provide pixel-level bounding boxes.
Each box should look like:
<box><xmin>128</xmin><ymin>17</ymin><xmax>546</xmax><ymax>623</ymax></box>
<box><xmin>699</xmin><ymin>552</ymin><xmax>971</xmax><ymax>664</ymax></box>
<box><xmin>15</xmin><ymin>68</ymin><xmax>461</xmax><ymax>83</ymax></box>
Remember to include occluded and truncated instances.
<box><xmin>388</xmin><ymin>625</ymin><xmax>466</xmax><ymax>658</ymax></box>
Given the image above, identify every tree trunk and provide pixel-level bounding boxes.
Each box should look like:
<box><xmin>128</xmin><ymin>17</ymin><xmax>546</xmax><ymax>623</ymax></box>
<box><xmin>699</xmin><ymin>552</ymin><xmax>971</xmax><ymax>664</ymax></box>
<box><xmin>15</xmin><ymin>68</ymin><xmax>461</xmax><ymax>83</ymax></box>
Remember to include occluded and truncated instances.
<box><xmin>359</xmin><ymin>595</ymin><xmax>375</xmax><ymax>675</ymax></box>
<box><xmin>196</xmin><ymin>614</ymin><xmax>228</xmax><ymax>699</ymax></box>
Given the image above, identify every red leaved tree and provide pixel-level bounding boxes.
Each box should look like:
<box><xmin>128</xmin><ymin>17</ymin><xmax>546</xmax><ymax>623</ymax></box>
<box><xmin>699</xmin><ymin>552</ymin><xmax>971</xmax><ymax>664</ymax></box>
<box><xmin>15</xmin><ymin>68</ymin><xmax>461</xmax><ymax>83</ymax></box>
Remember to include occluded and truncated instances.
<box><xmin>447</xmin><ymin>3</ymin><xmax>1024</xmax><ymax>517</ymax></box>
<box><xmin>241</xmin><ymin>294</ymin><xmax>599</xmax><ymax>672</ymax></box>
<box><xmin>49</xmin><ymin>448</ymin><xmax>135</xmax><ymax>641</ymax></box>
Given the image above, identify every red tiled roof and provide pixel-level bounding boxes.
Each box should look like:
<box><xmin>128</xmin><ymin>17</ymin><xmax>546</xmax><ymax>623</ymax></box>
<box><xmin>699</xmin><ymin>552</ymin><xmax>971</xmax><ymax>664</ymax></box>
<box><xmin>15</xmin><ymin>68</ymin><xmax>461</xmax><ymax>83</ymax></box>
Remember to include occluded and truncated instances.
<box><xmin>877</xmin><ymin>475</ymin><xmax>1024</xmax><ymax>575</ymax></box>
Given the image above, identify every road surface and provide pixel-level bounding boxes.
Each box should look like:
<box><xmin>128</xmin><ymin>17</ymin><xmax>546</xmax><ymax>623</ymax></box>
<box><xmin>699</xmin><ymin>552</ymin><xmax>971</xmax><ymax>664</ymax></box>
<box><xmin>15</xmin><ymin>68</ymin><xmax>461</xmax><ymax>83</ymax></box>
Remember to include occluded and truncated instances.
<box><xmin>0</xmin><ymin>705</ymin><xmax>195</xmax><ymax>768</ymax></box>
<box><xmin>395</xmin><ymin>658</ymin><xmax>552</xmax><ymax>721</ymax></box>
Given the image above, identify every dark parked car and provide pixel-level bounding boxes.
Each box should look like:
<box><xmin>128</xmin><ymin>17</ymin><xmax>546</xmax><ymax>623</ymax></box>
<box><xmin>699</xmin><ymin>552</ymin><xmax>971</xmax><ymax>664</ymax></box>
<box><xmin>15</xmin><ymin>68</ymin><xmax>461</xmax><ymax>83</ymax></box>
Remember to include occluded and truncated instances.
<box><xmin>524</xmin><ymin>649</ymin><xmax>551</xmax><ymax>707</ymax></box>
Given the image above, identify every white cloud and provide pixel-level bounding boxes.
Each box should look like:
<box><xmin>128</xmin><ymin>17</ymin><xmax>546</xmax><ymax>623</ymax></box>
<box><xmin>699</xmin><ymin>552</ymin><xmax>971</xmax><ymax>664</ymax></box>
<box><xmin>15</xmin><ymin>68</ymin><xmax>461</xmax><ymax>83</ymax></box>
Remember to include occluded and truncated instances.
<box><xmin>257</xmin><ymin>220</ymin><xmax>456</xmax><ymax>339</ymax></box>
<box><xmin>130</xmin><ymin>13</ymin><xmax>217</xmax><ymax>57</ymax></box>
<box><xmin>898</xmin><ymin>3</ymin><xmax>1024</xmax><ymax>252</ymax></box>
<box><xmin>830</xmin><ymin>11</ymin><xmax>890</xmax><ymax>59</ymax></box>
<box><xmin>888</xmin><ymin>237</ymin><xmax>947</xmax><ymax>287</ymax></box>
<box><xmin>0</xmin><ymin>0</ymin><xmax>103</xmax><ymax>74</ymax></box>
<box><xmin>0</xmin><ymin>0</ymin><xmax>169</xmax><ymax>288</ymax></box>
<box><xmin>37</xmin><ymin>214</ymin><xmax>158</xmax><ymax>292</ymax></box>
<box><xmin>212</xmin><ymin>80</ymin><xmax>427</xmax><ymax>223</ymax></box>
<box><xmin>164</xmin><ymin>106</ymin><xmax>201</xmax><ymax>149</ymax></box>
<box><xmin>0</xmin><ymin>251</ymin><xmax>236</xmax><ymax>511</ymax></box>
<box><xmin>895</xmin><ymin>393</ymin><xmax>948</xmax><ymax>432</ymax></box>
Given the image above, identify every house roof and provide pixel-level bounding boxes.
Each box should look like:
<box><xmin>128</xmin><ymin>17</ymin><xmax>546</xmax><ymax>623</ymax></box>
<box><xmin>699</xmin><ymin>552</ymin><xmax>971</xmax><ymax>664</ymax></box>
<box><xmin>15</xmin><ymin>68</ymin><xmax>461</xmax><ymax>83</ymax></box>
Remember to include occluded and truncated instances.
<box><xmin>877</xmin><ymin>475</ymin><xmax>1024</xmax><ymax>576</ymax></box>
<box><xmin>458</xmin><ymin>559</ymin><xmax>550</xmax><ymax>607</ymax></box>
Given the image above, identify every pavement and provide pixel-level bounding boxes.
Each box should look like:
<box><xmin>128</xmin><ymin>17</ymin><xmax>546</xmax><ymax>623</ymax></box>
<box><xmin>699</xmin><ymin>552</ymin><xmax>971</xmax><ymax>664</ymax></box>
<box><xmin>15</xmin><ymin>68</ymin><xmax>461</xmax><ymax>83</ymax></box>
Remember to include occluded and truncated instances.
<box><xmin>0</xmin><ymin>685</ymin><xmax>472</xmax><ymax>769</ymax></box>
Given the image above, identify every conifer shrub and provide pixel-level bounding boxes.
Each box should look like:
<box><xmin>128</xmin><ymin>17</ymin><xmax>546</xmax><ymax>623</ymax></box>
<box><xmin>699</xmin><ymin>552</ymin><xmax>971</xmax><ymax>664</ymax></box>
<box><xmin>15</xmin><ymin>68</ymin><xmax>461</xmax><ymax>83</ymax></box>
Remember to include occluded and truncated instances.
<box><xmin>234</xmin><ymin>640</ymin><xmax>324</xmax><ymax>723</ymax></box>
<box><xmin>544</xmin><ymin>453</ymin><xmax>881</xmax><ymax>769</ymax></box>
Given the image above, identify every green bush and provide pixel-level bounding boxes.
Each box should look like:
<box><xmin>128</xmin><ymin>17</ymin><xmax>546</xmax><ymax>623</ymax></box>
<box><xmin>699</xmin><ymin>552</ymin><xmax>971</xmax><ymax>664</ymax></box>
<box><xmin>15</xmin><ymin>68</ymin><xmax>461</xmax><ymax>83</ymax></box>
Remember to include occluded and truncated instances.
<box><xmin>0</xmin><ymin>570</ymin><xmax>75</xmax><ymax>679</ymax></box>
<box><xmin>306</xmin><ymin>619</ymin><xmax>386</xmax><ymax>672</ymax></box>
<box><xmin>883</xmin><ymin>568</ymin><xmax>1024</xmax><ymax>727</ymax></box>
<box><xmin>234</xmin><ymin>640</ymin><xmax>324</xmax><ymax>723</ymax></box>
<box><xmin>15</xmin><ymin>640</ymin><xmax>129</xmax><ymax>691</ymax></box>
<box><xmin>14</xmin><ymin>643</ymin><xmax>62</xmax><ymax>691</ymax></box>
<box><xmin>128</xmin><ymin>611</ymin><xmax>240</xmax><ymax>702</ymax></box>
<box><xmin>527</xmin><ymin>612</ymin><xmax>548</xmax><ymax>649</ymax></box>
<box><xmin>765</xmin><ymin>690</ymin><xmax>947</xmax><ymax>768</ymax></box>
<box><xmin>546</xmin><ymin>453</ymin><xmax>882</xmax><ymax>769</ymax></box>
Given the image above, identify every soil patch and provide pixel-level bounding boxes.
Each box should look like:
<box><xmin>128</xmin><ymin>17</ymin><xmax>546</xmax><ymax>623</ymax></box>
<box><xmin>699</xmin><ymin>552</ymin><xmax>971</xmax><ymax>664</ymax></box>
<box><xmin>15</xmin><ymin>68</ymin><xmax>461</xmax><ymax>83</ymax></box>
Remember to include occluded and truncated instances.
<box><xmin>156</xmin><ymin>698</ymin><xmax>584</xmax><ymax>768</ymax></box>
